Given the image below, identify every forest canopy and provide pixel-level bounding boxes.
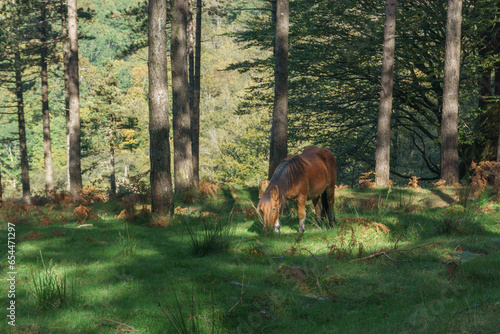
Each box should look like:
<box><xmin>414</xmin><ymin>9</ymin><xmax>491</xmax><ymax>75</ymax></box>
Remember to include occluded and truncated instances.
<box><xmin>0</xmin><ymin>0</ymin><xmax>498</xmax><ymax>199</ymax></box>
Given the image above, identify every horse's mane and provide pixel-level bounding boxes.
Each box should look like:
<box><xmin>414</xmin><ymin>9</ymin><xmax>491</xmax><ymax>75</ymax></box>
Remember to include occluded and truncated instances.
<box><xmin>264</xmin><ymin>155</ymin><xmax>309</xmax><ymax>203</ymax></box>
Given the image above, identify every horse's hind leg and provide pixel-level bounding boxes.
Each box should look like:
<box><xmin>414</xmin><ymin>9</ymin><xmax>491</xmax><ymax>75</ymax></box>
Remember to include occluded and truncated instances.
<box><xmin>325</xmin><ymin>186</ymin><xmax>336</xmax><ymax>228</ymax></box>
<box><xmin>297</xmin><ymin>195</ymin><xmax>307</xmax><ymax>232</ymax></box>
<box><xmin>312</xmin><ymin>196</ymin><xmax>323</xmax><ymax>225</ymax></box>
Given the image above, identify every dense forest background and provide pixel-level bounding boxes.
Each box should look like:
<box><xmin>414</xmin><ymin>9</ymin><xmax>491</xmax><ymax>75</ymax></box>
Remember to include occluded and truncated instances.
<box><xmin>0</xmin><ymin>0</ymin><xmax>499</xmax><ymax>199</ymax></box>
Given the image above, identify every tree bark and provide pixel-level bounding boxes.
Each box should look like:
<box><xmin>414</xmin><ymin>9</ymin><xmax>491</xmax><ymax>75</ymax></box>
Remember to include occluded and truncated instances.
<box><xmin>0</xmin><ymin>162</ymin><xmax>3</xmax><ymax>203</ymax></box>
<box><xmin>494</xmin><ymin>59</ymin><xmax>500</xmax><ymax>189</ymax></box>
<box><xmin>172</xmin><ymin>0</ymin><xmax>194</xmax><ymax>193</ymax></box>
<box><xmin>268</xmin><ymin>0</ymin><xmax>289</xmax><ymax>179</ymax></box>
<box><xmin>40</xmin><ymin>0</ymin><xmax>54</xmax><ymax>198</ymax></box>
<box><xmin>67</xmin><ymin>0</ymin><xmax>83</xmax><ymax>198</ymax></box>
<box><xmin>61</xmin><ymin>0</ymin><xmax>70</xmax><ymax>192</ymax></box>
<box><xmin>148</xmin><ymin>0</ymin><xmax>174</xmax><ymax>217</ymax></box>
<box><xmin>441</xmin><ymin>0</ymin><xmax>462</xmax><ymax>185</ymax></box>
<box><xmin>190</xmin><ymin>0</ymin><xmax>202</xmax><ymax>188</ymax></box>
<box><xmin>15</xmin><ymin>50</ymin><xmax>31</xmax><ymax>204</ymax></box>
<box><xmin>109</xmin><ymin>117</ymin><xmax>116</xmax><ymax>200</ymax></box>
<box><xmin>188</xmin><ymin>0</ymin><xmax>194</xmax><ymax>114</ymax></box>
<box><xmin>375</xmin><ymin>0</ymin><xmax>397</xmax><ymax>187</ymax></box>
<box><xmin>109</xmin><ymin>139</ymin><xmax>116</xmax><ymax>200</ymax></box>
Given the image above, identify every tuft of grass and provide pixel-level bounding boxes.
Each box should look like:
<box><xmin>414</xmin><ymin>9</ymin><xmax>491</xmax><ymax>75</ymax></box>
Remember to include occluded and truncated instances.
<box><xmin>185</xmin><ymin>215</ymin><xmax>233</xmax><ymax>257</ymax></box>
<box><xmin>29</xmin><ymin>251</ymin><xmax>69</xmax><ymax>310</ymax></box>
<box><xmin>436</xmin><ymin>205</ymin><xmax>485</xmax><ymax>235</ymax></box>
<box><xmin>158</xmin><ymin>285</ymin><xmax>222</xmax><ymax>334</ymax></box>
<box><xmin>117</xmin><ymin>223</ymin><xmax>138</xmax><ymax>256</ymax></box>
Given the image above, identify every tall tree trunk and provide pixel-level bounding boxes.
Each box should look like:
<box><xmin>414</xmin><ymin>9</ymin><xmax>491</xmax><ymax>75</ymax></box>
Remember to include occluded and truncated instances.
<box><xmin>441</xmin><ymin>0</ymin><xmax>462</xmax><ymax>185</ymax></box>
<box><xmin>109</xmin><ymin>117</ymin><xmax>116</xmax><ymax>200</ymax></box>
<box><xmin>40</xmin><ymin>0</ymin><xmax>54</xmax><ymax>198</ymax></box>
<box><xmin>15</xmin><ymin>50</ymin><xmax>31</xmax><ymax>204</ymax></box>
<box><xmin>268</xmin><ymin>0</ymin><xmax>289</xmax><ymax>179</ymax></box>
<box><xmin>109</xmin><ymin>139</ymin><xmax>116</xmax><ymax>200</ymax></box>
<box><xmin>0</xmin><ymin>162</ymin><xmax>3</xmax><ymax>203</ymax></box>
<box><xmin>61</xmin><ymin>0</ymin><xmax>70</xmax><ymax>192</ymax></box>
<box><xmin>172</xmin><ymin>0</ymin><xmax>194</xmax><ymax>193</ymax></box>
<box><xmin>148</xmin><ymin>0</ymin><xmax>174</xmax><ymax>216</ymax></box>
<box><xmin>268</xmin><ymin>0</ymin><xmax>277</xmax><ymax>179</ymax></box>
<box><xmin>494</xmin><ymin>61</ymin><xmax>500</xmax><ymax>189</ymax></box>
<box><xmin>190</xmin><ymin>0</ymin><xmax>202</xmax><ymax>188</ymax></box>
<box><xmin>375</xmin><ymin>0</ymin><xmax>397</xmax><ymax>187</ymax></box>
<box><xmin>67</xmin><ymin>0</ymin><xmax>83</xmax><ymax>198</ymax></box>
<box><xmin>188</xmin><ymin>0</ymin><xmax>194</xmax><ymax>113</ymax></box>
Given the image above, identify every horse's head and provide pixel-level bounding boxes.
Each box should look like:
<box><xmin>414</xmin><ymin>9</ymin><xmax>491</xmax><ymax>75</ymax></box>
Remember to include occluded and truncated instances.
<box><xmin>257</xmin><ymin>184</ymin><xmax>281</xmax><ymax>232</ymax></box>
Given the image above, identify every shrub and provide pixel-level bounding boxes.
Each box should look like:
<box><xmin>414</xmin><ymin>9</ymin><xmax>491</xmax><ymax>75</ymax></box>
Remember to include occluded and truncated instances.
<box><xmin>72</xmin><ymin>204</ymin><xmax>98</xmax><ymax>224</ymax></box>
<box><xmin>359</xmin><ymin>172</ymin><xmax>377</xmax><ymax>189</ymax></box>
<box><xmin>407</xmin><ymin>176</ymin><xmax>422</xmax><ymax>191</ymax></box>
<box><xmin>470</xmin><ymin>161</ymin><xmax>500</xmax><ymax>198</ymax></box>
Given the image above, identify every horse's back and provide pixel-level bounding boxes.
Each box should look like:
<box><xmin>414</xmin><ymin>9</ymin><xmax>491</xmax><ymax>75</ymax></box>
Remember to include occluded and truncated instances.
<box><xmin>300</xmin><ymin>146</ymin><xmax>337</xmax><ymax>192</ymax></box>
<box><xmin>301</xmin><ymin>146</ymin><xmax>336</xmax><ymax>171</ymax></box>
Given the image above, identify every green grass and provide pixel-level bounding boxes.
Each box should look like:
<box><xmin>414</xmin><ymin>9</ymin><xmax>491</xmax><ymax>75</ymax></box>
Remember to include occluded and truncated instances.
<box><xmin>0</xmin><ymin>185</ymin><xmax>499</xmax><ymax>333</ymax></box>
<box><xmin>29</xmin><ymin>251</ymin><xmax>70</xmax><ymax>310</ymax></box>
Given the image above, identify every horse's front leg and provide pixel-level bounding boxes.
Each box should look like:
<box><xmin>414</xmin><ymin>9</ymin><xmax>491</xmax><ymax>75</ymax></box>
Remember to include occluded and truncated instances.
<box><xmin>297</xmin><ymin>196</ymin><xmax>307</xmax><ymax>232</ymax></box>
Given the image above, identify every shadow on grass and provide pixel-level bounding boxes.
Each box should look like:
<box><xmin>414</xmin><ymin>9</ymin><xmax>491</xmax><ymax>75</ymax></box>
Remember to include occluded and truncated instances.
<box><xmin>429</xmin><ymin>188</ymin><xmax>455</xmax><ymax>205</ymax></box>
<box><xmin>3</xmin><ymin>185</ymin><xmax>500</xmax><ymax>333</ymax></box>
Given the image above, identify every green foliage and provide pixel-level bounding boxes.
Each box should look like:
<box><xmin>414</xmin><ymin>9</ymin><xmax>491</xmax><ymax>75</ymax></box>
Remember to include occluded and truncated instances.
<box><xmin>233</xmin><ymin>0</ymin><xmax>500</xmax><ymax>185</ymax></box>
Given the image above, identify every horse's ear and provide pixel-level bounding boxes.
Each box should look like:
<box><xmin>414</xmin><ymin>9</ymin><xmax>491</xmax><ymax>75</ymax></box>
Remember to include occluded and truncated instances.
<box><xmin>270</xmin><ymin>185</ymin><xmax>279</xmax><ymax>201</ymax></box>
<box><xmin>259</xmin><ymin>180</ymin><xmax>270</xmax><ymax>198</ymax></box>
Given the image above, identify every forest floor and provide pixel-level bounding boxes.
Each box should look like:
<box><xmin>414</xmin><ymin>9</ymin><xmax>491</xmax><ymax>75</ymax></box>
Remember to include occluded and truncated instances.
<box><xmin>0</xmin><ymin>183</ymin><xmax>499</xmax><ymax>333</ymax></box>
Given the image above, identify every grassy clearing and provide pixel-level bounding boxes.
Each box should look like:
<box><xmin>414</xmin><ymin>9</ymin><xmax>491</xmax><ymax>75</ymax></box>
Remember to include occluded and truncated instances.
<box><xmin>0</xmin><ymin>185</ymin><xmax>499</xmax><ymax>333</ymax></box>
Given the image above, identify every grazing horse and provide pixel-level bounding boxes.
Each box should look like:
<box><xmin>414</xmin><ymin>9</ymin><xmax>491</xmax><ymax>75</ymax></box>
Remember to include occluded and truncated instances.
<box><xmin>257</xmin><ymin>146</ymin><xmax>337</xmax><ymax>233</ymax></box>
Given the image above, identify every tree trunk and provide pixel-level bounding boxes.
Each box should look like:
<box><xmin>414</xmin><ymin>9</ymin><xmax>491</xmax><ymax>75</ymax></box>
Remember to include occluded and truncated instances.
<box><xmin>172</xmin><ymin>0</ymin><xmax>194</xmax><ymax>193</ymax></box>
<box><xmin>61</xmin><ymin>0</ymin><xmax>70</xmax><ymax>192</ymax></box>
<box><xmin>494</xmin><ymin>60</ymin><xmax>500</xmax><ymax>188</ymax></box>
<box><xmin>148</xmin><ymin>0</ymin><xmax>174</xmax><ymax>217</ymax></box>
<box><xmin>0</xmin><ymin>162</ymin><xmax>3</xmax><ymax>203</ymax></box>
<box><xmin>191</xmin><ymin>0</ymin><xmax>202</xmax><ymax>188</ymax></box>
<box><xmin>268</xmin><ymin>0</ymin><xmax>289</xmax><ymax>179</ymax></box>
<box><xmin>441</xmin><ymin>0</ymin><xmax>462</xmax><ymax>185</ymax></box>
<box><xmin>109</xmin><ymin>139</ymin><xmax>116</xmax><ymax>200</ymax></box>
<box><xmin>40</xmin><ymin>1</ymin><xmax>54</xmax><ymax>198</ymax></box>
<box><xmin>15</xmin><ymin>50</ymin><xmax>31</xmax><ymax>204</ymax></box>
<box><xmin>375</xmin><ymin>0</ymin><xmax>397</xmax><ymax>187</ymax></box>
<box><xmin>188</xmin><ymin>0</ymin><xmax>194</xmax><ymax>113</ymax></box>
<box><xmin>109</xmin><ymin>116</ymin><xmax>116</xmax><ymax>200</ymax></box>
<box><xmin>67</xmin><ymin>0</ymin><xmax>83</xmax><ymax>198</ymax></box>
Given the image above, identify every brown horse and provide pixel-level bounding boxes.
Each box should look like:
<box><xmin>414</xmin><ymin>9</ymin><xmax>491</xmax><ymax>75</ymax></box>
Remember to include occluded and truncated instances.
<box><xmin>257</xmin><ymin>146</ymin><xmax>337</xmax><ymax>233</ymax></box>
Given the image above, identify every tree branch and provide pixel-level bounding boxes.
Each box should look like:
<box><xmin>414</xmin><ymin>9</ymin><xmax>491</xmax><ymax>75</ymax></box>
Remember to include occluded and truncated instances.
<box><xmin>351</xmin><ymin>242</ymin><xmax>443</xmax><ymax>262</ymax></box>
